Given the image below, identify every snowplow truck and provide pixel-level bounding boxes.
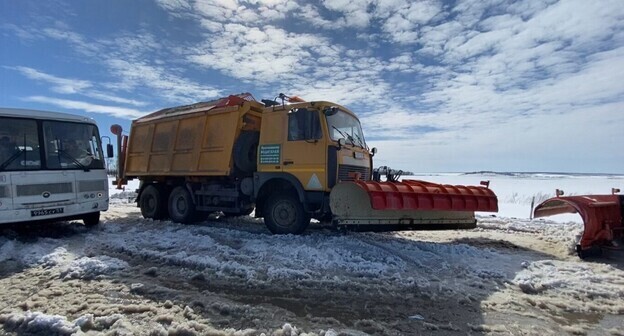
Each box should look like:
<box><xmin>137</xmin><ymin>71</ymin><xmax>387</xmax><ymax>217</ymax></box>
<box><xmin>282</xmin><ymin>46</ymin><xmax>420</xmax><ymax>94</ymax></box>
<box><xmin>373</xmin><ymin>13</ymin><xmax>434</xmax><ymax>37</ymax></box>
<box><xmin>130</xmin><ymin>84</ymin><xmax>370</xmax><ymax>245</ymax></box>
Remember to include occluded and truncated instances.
<box><xmin>114</xmin><ymin>93</ymin><xmax>498</xmax><ymax>234</ymax></box>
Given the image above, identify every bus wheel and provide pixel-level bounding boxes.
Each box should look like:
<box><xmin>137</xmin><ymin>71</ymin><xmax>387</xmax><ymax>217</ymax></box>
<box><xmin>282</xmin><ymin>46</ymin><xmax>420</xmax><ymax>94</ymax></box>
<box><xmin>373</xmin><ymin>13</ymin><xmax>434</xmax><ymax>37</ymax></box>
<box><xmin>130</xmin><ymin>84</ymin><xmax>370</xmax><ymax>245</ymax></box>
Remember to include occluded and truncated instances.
<box><xmin>168</xmin><ymin>186</ymin><xmax>197</xmax><ymax>224</ymax></box>
<box><xmin>83</xmin><ymin>211</ymin><xmax>100</xmax><ymax>227</ymax></box>
<box><xmin>140</xmin><ymin>185</ymin><xmax>166</xmax><ymax>220</ymax></box>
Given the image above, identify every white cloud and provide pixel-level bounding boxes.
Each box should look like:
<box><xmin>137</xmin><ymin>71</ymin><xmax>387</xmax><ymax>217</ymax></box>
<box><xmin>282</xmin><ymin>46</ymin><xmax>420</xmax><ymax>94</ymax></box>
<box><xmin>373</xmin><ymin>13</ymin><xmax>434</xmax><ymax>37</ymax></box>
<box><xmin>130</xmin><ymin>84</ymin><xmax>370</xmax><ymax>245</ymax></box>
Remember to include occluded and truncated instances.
<box><xmin>84</xmin><ymin>92</ymin><xmax>147</xmax><ymax>107</ymax></box>
<box><xmin>8</xmin><ymin>66</ymin><xmax>148</xmax><ymax>107</ymax></box>
<box><xmin>36</xmin><ymin>27</ymin><xmax>221</xmax><ymax>104</ymax></box>
<box><xmin>42</xmin><ymin>27</ymin><xmax>100</xmax><ymax>56</ymax></box>
<box><xmin>1</xmin><ymin>23</ymin><xmax>38</xmax><ymax>40</ymax></box>
<box><xmin>105</xmin><ymin>58</ymin><xmax>221</xmax><ymax>102</ymax></box>
<box><xmin>25</xmin><ymin>96</ymin><xmax>144</xmax><ymax>119</ymax></box>
<box><xmin>155</xmin><ymin>0</ymin><xmax>193</xmax><ymax>13</ymax></box>
<box><xmin>10</xmin><ymin>66</ymin><xmax>92</xmax><ymax>94</ymax></box>
<box><xmin>321</xmin><ymin>0</ymin><xmax>373</xmax><ymax>28</ymax></box>
<box><xmin>380</xmin><ymin>0</ymin><xmax>442</xmax><ymax>43</ymax></box>
<box><xmin>188</xmin><ymin>24</ymin><xmax>327</xmax><ymax>82</ymax></box>
<box><xmin>157</xmin><ymin>0</ymin><xmax>299</xmax><ymax>25</ymax></box>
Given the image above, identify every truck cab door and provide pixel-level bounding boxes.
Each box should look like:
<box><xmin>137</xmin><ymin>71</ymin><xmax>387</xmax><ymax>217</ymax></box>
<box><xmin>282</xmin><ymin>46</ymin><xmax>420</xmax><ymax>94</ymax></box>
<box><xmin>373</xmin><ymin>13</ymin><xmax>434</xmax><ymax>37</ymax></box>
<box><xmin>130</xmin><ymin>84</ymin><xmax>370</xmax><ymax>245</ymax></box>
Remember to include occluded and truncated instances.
<box><xmin>257</xmin><ymin>108</ymin><xmax>327</xmax><ymax>192</ymax></box>
<box><xmin>281</xmin><ymin>108</ymin><xmax>327</xmax><ymax>191</ymax></box>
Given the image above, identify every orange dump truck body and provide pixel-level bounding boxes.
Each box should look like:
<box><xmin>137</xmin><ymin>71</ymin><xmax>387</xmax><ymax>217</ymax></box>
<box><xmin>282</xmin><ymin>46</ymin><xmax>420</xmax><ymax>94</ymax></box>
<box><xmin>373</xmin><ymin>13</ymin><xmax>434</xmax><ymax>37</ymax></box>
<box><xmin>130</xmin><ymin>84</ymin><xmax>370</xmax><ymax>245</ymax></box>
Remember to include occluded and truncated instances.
<box><xmin>124</xmin><ymin>94</ymin><xmax>263</xmax><ymax>178</ymax></box>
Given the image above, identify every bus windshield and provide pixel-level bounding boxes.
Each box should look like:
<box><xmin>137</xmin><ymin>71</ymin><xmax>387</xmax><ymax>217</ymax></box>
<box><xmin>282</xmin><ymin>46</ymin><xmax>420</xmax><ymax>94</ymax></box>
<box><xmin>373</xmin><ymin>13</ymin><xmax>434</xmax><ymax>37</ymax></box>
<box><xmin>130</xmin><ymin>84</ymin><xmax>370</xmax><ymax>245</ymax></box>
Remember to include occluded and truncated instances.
<box><xmin>0</xmin><ymin>117</ymin><xmax>105</xmax><ymax>171</ymax></box>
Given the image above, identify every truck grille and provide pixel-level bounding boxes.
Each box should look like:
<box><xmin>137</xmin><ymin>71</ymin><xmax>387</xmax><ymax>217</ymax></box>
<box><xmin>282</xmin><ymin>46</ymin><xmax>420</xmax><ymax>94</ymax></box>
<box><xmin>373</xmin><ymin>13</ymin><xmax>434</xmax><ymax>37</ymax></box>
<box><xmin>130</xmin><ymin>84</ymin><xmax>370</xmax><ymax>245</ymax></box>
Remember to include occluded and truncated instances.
<box><xmin>338</xmin><ymin>164</ymin><xmax>370</xmax><ymax>182</ymax></box>
<box><xmin>79</xmin><ymin>180</ymin><xmax>106</xmax><ymax>192</ymax></box>
<box><xmin>16</xmin><ymin>183</ymin><xmax>73</xmax><ymax>196</ymax></box>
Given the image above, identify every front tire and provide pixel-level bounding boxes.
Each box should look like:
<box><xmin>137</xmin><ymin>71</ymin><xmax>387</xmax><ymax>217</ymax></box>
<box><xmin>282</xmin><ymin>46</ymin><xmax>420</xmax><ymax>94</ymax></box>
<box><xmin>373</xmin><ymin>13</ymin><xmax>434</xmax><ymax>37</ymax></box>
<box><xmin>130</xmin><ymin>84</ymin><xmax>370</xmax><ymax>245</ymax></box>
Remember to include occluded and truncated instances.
<box><xmin>83</xmin><ymin>211</ymin><xmax>100</xmax><ymax>227</ymax></box>
<box><xmin>168</xmin><ymin>186</ymin><xmax>197</xmax><ymax>224</ymax></box>
<box><xmin>140</xmin><ymin>185</ymin><xmax>167</xmax><ymax>220</ymax></box>
<box><xmin>264</xmin><ymin>194</ymin><xmax>310</xmax><ymax>234</ymax></box>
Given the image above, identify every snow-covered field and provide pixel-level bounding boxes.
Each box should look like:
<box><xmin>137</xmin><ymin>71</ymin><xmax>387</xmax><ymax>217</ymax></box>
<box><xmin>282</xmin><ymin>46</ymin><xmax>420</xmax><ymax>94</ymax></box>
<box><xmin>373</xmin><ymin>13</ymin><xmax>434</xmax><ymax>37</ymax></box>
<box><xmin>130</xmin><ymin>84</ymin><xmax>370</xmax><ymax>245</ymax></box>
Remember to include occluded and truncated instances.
<box><xmin>1</xmin><ymin>173</ymin><xmax>623</xmax><ymax>335</ymax></box>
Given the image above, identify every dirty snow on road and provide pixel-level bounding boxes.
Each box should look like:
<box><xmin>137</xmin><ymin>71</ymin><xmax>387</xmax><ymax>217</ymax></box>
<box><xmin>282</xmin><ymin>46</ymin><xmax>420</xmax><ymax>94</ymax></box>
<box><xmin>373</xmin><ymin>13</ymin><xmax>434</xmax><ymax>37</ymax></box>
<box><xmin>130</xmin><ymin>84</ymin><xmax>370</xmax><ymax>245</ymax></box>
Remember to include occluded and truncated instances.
<box><xmin>1</xmin><ymin>174</ymin><xmax>623</xmax><ymax>335</ymax></box>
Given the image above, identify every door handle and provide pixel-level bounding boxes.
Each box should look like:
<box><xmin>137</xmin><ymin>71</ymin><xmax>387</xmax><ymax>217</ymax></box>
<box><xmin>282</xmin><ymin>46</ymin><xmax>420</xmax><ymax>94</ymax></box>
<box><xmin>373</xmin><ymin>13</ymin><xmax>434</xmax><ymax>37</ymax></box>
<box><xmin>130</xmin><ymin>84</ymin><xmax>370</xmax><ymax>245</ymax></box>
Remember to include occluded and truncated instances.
<box><xmin>283</xmin><ymin>160</ymin><xmax>294</xmax><ymax>165</ymax></box>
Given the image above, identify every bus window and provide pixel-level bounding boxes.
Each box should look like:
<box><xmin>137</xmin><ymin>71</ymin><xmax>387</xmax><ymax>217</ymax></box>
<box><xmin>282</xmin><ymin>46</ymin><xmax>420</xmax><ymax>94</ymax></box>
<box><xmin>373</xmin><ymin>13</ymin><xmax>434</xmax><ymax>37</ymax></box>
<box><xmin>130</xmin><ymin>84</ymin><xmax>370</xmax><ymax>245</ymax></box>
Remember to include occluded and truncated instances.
<box><xmin>0</xmin><ymin>118</ymin><xmax>41</xmax><ymax>171</ymax></box>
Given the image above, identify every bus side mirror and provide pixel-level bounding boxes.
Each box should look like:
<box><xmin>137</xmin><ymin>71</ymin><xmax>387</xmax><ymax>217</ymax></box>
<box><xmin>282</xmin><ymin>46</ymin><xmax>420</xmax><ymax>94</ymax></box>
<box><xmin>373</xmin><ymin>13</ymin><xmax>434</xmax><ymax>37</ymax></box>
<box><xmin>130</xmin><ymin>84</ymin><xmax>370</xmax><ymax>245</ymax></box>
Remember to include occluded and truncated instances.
<box><xmin>371</xmin><ymin>147</ymin><xmax>377</xmax><ymax>155</ymax></box>
<box><xmin>106</xmin><ymin>144</ymin><xmax>114</xmax><ymax>158</ymax></box>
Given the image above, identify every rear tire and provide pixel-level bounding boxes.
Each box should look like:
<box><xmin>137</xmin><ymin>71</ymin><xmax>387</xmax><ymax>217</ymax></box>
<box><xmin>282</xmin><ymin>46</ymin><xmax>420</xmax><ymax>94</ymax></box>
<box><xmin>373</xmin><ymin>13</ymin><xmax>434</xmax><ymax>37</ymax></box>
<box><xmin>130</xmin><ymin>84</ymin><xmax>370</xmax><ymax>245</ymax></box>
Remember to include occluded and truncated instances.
<box><xmin>168</xmin><ymin>186</ymin><xmax>197</xmax><ymax>224</ymax></box>
<box><xmin>140</xmin><ymin>185</ymin><xmax>167</xmax><ymax>220</ymax></box>
<box><xmin>83</xmin><ymin>211</ymin><xmax>100</xmax><ymax>227</ymax></box>
<box><xmin>264</xmin><ymin>194</ymin><xmax>310</xmax><ymax>234</ymax></box>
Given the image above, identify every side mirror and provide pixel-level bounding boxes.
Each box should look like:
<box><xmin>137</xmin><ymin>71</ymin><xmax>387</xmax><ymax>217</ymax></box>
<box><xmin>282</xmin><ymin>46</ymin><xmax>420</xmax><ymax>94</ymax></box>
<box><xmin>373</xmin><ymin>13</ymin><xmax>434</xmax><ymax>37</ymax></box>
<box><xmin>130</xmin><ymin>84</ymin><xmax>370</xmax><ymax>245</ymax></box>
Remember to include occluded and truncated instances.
<box><xmin>371</xmin><ymin>147</ymin><xmax>377</xmax><ymax>155</ymax></box>
<box><xmin>106</xmin><ymin>144</ymin><xmax>114</xmax><ymax>158</ymax></box>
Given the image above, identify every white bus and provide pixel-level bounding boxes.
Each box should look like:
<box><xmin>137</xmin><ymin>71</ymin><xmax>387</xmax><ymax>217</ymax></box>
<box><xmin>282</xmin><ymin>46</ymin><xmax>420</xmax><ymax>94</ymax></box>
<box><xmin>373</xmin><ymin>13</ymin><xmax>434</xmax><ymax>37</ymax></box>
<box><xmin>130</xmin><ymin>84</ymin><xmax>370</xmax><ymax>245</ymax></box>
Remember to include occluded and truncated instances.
<box><xmin>0</xmin><ymin>108</ymin><xmax>112</xmax><ymax>226</ymax></box>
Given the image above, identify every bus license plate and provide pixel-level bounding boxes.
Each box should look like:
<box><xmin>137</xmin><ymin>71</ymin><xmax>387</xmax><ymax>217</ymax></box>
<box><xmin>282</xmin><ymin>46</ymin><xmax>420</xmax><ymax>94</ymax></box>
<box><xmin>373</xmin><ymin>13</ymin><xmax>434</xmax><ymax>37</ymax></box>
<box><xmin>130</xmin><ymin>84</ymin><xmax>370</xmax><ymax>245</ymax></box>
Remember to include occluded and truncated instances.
<box><xmin>31</xmin><ymin>208</ymin><xmax>64</xmax><ymax>217</ymax></box>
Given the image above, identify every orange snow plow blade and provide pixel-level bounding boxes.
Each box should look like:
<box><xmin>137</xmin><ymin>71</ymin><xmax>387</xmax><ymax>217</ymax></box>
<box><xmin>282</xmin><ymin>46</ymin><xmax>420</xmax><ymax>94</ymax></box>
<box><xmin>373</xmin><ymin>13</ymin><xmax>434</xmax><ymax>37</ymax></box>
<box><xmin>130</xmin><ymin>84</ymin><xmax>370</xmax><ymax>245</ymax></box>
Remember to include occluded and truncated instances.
<box><xmin>330</xmin><ymin>180</ymin><xmax>498</xmax><ymax>229</ymax></box>
<box><xmin>534</xmin><ymin>194</ymin><xmax>624</xmax><ymax>258</ymax></box>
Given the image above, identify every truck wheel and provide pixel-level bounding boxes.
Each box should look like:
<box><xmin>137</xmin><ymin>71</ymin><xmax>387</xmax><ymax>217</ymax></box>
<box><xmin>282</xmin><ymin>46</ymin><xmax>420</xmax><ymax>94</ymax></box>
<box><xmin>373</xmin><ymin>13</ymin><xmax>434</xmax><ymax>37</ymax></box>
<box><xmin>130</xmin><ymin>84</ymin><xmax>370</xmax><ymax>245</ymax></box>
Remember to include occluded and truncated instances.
<box><xmin>264</xmin><ymin>194</ymin><xmax>310</xmax><ymax>234</ymax></box>
<box><xmin>140</xmin><ymin>185</ymin><xmax>167</xmax><ymax>220</ymax></box>
<box><xmin>168</xmin><ymin>186</ymin><xmax>197</xmax><ymax>224</ymax></box>
<box><xmin>83</xmin><ymin>211</ymin><xmax>100</xmax><ymax>227</ymax></box>
<box><xmin>233</xmin><ymin>131</ymin><xmax>259</xmax><ymax>173</ymax></box>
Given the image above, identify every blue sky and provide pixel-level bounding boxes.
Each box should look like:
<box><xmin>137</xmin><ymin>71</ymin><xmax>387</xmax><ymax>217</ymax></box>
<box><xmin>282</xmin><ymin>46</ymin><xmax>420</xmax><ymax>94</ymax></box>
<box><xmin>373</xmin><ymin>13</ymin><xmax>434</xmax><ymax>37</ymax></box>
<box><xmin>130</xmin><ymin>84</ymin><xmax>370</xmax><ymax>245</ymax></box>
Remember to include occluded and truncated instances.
<box><xmin>1</xmin><ymin>0</ymin><xmax>623</xmax><ymax>173</ymax></box>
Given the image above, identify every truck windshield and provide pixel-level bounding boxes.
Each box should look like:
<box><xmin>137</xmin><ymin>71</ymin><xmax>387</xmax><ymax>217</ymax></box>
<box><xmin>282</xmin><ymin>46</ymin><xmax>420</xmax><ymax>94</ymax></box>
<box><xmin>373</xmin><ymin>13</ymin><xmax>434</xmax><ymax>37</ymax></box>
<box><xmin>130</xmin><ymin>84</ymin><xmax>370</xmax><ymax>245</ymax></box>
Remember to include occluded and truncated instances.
<box><xmin>326</xmin><ymin>110</ymin><xmax>366</xmax><ymax>148</ymax></box>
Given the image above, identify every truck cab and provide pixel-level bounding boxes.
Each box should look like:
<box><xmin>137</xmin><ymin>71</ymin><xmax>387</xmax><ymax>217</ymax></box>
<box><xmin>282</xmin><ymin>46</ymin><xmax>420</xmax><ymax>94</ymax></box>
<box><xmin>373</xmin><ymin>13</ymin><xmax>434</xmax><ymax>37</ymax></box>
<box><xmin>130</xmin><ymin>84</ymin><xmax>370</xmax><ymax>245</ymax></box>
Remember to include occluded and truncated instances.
<box><xmin>253</xmin><ymin>101</ymin><xmax>374</xmax><ymax>233</ymax></box>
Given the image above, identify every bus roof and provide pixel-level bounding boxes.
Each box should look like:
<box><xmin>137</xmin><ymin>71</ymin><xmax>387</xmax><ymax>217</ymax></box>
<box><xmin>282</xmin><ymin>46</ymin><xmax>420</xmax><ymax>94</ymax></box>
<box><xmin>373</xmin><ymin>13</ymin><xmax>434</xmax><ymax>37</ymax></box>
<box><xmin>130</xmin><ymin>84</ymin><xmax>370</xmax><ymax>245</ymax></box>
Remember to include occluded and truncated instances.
<box><xmin>0</xmin><ymin>108</ymin><xmax>97</xmax><ymax>124</ymax></box>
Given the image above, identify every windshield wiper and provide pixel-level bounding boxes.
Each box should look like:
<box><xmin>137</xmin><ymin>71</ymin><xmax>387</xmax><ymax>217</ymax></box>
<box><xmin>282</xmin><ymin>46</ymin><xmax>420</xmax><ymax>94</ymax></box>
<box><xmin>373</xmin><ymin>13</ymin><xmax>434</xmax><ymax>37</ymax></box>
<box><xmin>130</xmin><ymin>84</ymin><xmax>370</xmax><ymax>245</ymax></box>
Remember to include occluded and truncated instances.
<box><xmin>0</xmin><ymin>149</ymin><xmax>25</xmax><ymax>171</ymax></box>
<box><xmin>332</xmin><ymin>126</ymin><xmax>356</xmax><ymax>147</ymax></box>
<box><xmin>58</xmin><ymin>149</ymin><xmax>89</xmax><ymax>171</ymax></box>
<box><xmin>354</xmin><ymin>134</ymin><xmax>366</xmax><ymax>150</ymax></box>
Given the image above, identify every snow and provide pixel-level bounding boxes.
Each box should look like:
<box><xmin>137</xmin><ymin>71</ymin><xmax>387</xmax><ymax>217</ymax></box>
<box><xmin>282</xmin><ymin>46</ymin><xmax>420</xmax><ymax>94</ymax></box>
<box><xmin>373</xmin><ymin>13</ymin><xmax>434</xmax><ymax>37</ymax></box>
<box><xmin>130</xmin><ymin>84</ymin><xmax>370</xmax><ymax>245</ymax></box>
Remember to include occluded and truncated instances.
<box><xmin>0</xmin><ymin>311</ymin><xmax>78</xmax><ymax>335</ymax></box>
<box><xmin>514</xmin><ymin>260</ymin><xmax>624</xmax><ymax>313</ymax></box>
<box><xmin>62</xmin><ymin>255</ymin><xmax>128</xmax><ymax>279</ymax></box>
<box><xmin>0</xmin><ymin>173</ymin><xmax>622</xmax><ymax>335</ymax></box>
